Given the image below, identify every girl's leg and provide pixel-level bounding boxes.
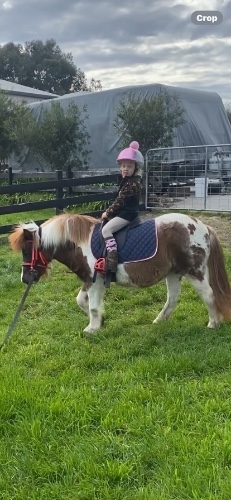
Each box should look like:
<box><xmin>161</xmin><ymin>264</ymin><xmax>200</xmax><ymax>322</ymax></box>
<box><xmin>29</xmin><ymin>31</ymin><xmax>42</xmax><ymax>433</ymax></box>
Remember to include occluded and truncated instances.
<box><xmin>102</xmin><ymin>217</ymin><xmax>129</xmax><ymax>272</ymax></box>
<box><xmin>102</xmin><ymin>217</ymin><xmax>129</xmax><ymax>238</ymax></box>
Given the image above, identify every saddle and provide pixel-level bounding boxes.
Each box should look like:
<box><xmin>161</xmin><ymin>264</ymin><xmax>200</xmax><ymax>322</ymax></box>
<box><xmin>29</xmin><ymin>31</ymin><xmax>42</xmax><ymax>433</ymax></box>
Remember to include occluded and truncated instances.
<box><xmin>93</xmin><ymin>215</ymin><xmax>141</xmax><ymax>287</ymax></box>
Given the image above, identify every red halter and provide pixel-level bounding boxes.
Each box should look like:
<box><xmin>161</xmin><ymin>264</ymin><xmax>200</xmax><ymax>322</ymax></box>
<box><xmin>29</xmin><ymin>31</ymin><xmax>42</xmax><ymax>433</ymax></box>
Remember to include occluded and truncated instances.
<box><xmin>22</xmin><ymin>240</ymin><xmax>48</xmax><ymax>271</ymax></box>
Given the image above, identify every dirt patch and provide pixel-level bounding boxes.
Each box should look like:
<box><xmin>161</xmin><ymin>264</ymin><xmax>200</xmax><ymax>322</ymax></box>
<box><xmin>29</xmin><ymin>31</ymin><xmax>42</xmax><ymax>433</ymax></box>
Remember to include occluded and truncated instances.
<box><xmin>141</xmin><ymin>211</ymin><xmax>231</xmax><ymax>249</ymax></box>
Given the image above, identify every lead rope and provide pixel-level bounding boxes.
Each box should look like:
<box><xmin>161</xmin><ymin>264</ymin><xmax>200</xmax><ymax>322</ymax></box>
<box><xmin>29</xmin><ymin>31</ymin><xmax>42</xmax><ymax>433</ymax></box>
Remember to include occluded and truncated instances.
<box><xmin>0</xmin><ymin>272</ymin><xmax>36</xmax><ymax>350</ymax></box>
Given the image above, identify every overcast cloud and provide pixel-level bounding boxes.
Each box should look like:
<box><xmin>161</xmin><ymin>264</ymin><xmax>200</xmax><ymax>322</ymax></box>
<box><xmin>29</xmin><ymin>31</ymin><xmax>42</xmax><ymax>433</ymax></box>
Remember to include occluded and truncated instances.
<box><xmin>0</xmin><ymin>0</ymin><xmax>231</xmax><ymax>105</ymax></box>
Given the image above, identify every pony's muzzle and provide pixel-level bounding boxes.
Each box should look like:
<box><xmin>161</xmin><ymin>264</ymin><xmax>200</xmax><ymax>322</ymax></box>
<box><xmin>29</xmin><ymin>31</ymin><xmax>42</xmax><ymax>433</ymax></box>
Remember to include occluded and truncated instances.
<box><xmin>21</xmin><ymin>268</ymin><xmax>38</xmax><ymax>284</ymax></box>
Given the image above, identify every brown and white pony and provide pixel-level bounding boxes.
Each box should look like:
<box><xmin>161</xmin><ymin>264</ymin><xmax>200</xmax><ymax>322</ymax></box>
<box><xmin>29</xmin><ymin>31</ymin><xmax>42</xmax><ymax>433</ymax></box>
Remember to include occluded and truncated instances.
<box><xmin>8</xmin><ymin>212</ymin><xmax>231</xmax><ymax>333</ymax></box>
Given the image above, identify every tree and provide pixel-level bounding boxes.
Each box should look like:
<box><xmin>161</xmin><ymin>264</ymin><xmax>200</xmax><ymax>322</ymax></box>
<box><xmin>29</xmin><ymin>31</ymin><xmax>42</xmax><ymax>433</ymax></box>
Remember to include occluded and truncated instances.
<box><xmin>114</xmin><ymin>90</ymin><xmax>185</xmax><ymax>156</ymax></box>
<box><xmin>0</xmin><ymin>90</ymin><xmax>35</xmax><ymax>164</ymax></box>
<box><xmin>0</xmin><ymin>39</ymin><xmax>102</xmax><ymax>95</ymax></box>
<box><xmin>71</xmin><ymin>67</ymin><xmax>102</xmax><ymax>93</ymax></box>
<box><xmin>25</xmin><ymin>100</ymin><xmax>91</xmax><ymax>171</ymax></box>
<box><xmin>0</xmin><ymin>42</ymin><xmax>25</xmax><ymax>83</ymax></box>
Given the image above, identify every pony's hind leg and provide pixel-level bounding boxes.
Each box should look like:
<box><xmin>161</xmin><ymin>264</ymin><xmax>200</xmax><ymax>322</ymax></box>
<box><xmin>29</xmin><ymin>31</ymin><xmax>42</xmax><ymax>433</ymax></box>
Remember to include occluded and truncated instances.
<box><xmin>153</xmin><ymin>274</ymin><xmax>182</xmax><ymax>324</ymax></box>
<box><xmin>186</xmin><ymin>271</ymin><xmax>222</xmax><ymax>328</ymax></box>
<box><xmin>76</xmin><ymin>285</ymin><xmax>89</xmax><ymax>317</ymax></box>
<box><xmin>84</xmin><ymin>279</ymin><xmax>106</xmax><ymax>333</ymax></box>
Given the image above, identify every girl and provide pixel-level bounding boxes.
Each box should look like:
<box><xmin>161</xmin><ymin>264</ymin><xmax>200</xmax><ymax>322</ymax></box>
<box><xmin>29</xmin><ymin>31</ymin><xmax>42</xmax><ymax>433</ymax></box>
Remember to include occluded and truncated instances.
<box><xmin>101</xmin><ymin>140</ymin><xmax>144</xmax><ymax>272</ymax></box>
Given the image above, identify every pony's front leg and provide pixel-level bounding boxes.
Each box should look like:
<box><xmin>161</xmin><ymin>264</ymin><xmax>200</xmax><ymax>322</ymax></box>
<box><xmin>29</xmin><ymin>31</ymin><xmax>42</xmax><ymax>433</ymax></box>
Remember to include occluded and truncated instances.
<box><xmin>83</xmin><ymin>279</ymin><xmax>106</xmax><ymax>334</ymax></box>
<box><xmin>76</xmin><ymin>285</ymin><xmax>89</xmax><ymax>317</ymax></box>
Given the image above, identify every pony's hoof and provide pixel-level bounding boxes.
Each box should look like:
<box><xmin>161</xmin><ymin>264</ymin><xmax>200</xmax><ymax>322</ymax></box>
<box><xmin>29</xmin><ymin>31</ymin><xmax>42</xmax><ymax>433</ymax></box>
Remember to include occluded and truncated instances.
<box><xmin>83</xmin><ymin>325</ymin><xmax>99</xmax><ymax>334</ymax></box>
<box><xmin>207</xmin><ymin>321</ymin><xmax>219</xmax><ymax>328</ymax></box>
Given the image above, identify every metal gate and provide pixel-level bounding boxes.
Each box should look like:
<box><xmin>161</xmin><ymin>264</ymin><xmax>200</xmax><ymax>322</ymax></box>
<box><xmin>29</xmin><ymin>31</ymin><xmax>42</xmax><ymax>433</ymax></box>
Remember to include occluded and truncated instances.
<box><xmin>145</xmin><ymin>144</ymin><xmax>231</xmax><ymax>211</ymax></box>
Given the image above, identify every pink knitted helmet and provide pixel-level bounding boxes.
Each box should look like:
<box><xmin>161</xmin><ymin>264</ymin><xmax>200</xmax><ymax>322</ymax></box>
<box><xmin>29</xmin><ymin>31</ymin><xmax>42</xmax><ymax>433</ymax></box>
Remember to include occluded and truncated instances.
<box><xmin>117</xmin><ymin>141</ymin><xmax>144</xmax><ymax>169</ymax></box>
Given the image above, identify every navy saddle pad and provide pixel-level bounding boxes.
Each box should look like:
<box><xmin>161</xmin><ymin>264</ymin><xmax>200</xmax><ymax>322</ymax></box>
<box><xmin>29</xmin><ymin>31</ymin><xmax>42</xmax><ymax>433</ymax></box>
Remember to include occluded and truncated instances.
<box><xmin>91</xmin><ymin>218</ymin><xmax>158</xmax><ymax>264</ymax></box>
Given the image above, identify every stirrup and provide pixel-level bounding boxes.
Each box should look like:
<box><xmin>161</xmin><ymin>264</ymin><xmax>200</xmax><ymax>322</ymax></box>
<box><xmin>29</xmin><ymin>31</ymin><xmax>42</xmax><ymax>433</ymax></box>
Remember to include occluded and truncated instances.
<box><xmin>94</xmin><ymin>257</ymin><xmax>107</xmax><ymax>274</ymax></box>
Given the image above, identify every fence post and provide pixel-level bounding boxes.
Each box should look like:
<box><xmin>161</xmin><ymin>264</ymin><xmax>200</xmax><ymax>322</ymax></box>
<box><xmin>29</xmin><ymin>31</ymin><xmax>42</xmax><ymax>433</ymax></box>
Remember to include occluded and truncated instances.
<box><xmin>66</xmin><ymin>165</ymin><xmax>73</xmax><ymax>196</ymax></box>
<box><xmin>8</xmin><ymin>167</ymin><xmax>13</xmax><ymax>185</ymax></box>
<box><xmin>55</xmin><ymin>170</ymin><xmax>63</xmax><ymax>215</ymax></box>
<box><xmin>204</xmin><ymin>146</ymin><xmax>208</xmax><ymax>210</ymax></box>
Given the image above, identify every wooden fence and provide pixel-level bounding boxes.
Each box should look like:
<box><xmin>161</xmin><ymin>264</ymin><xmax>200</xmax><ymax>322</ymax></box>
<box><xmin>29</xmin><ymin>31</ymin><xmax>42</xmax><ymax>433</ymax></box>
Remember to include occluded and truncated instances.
<box><xmin>0</xmin><ymin>168</ymin><xmax>145</xmax><ymax>236</ymax></box>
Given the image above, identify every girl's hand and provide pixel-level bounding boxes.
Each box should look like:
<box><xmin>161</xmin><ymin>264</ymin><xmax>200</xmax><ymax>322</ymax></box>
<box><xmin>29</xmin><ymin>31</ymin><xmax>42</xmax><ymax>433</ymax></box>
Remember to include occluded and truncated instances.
<box><xmin>101</xmin><ymin>212</ymin><xmax>107</xmax><ymax>219</ymax></box>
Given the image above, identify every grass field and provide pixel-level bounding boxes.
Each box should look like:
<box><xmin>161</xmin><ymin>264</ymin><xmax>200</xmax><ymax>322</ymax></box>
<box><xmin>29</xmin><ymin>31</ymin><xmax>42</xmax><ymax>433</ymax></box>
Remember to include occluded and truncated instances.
<box><xmin>1</xmin><ymin>210</ymin><xmax>231</xmax><ymax>499</ymax></box>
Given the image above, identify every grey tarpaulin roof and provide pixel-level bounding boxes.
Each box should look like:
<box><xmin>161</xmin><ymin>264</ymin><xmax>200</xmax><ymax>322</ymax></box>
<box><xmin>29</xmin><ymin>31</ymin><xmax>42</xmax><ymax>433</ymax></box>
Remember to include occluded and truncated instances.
<box><xmin>14</xmin><ymin>83</ymin><xmax>231</xmax><ymax>170</ymax></box>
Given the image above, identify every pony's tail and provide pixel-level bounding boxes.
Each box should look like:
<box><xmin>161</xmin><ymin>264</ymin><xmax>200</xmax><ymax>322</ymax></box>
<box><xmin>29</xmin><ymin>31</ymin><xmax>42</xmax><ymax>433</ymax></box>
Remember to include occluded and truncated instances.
<box><xmin>207</xmin><ymin>225</ymin><xmax>231</xmax><ymax>320</ymax></box>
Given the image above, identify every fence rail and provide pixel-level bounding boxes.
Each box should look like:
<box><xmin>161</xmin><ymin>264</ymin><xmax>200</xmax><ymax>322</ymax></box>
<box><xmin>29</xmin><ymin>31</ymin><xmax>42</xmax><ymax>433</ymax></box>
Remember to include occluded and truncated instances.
<box><xmin>0</xmin><ymin>173</ymin><xmax>118</xmax><ymax>195</ymax></box>
<box><xmin>0</xmin><ymin>167</ymin><xmax>118</xmax><ymax>181</ymax></box>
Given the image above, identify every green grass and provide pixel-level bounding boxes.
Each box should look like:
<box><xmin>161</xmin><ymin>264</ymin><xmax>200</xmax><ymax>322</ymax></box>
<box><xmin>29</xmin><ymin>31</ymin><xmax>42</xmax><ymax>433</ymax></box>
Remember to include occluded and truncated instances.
<box><xmin>1</xmin><ymin>215</ymin><xmax>231</xmax><ymax>499</ymax></box>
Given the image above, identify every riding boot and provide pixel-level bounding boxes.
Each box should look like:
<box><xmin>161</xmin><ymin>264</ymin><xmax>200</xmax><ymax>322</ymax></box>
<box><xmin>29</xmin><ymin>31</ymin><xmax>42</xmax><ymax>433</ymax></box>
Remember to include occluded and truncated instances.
<box><xmin>107</xmin><ymin>250</ymin><xmax>118</xmax><ymax>273</ymax></box>
<box><xmin>104</xmin><ymin>237</ymin><xmax>118</xmax><ymax>273</ymax></box>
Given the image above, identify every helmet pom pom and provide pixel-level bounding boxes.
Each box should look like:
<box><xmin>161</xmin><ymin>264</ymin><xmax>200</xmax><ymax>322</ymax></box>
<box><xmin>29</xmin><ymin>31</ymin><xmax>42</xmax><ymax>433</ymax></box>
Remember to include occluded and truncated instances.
<box><xmin>129</xmin><ymin>141</ymin><xmax>139</xmax><ymax>150</ymax></box>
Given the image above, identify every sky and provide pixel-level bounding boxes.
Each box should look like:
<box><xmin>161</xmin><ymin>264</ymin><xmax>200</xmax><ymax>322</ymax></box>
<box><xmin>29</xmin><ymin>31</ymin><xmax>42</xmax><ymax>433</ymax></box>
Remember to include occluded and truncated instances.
<box><xmin>0</xmin><ymin>0</ymin><xmax>231</xmax><ymax>107</ymax></box>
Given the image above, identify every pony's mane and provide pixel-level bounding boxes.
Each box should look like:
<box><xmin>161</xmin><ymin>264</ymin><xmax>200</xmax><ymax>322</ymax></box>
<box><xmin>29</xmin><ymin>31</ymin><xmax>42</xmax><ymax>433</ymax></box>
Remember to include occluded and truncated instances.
<box><xmin>9</xmin><ymin>214</ymin><xmax>99</xmax><ymax>252</ymax></box>
<box><xmin>41</xmin><ymin>213</ymin><xmax>98</xmax><ymax>248</ymax></box>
